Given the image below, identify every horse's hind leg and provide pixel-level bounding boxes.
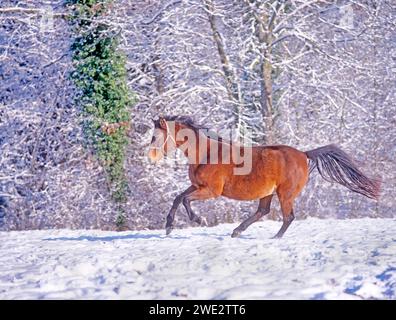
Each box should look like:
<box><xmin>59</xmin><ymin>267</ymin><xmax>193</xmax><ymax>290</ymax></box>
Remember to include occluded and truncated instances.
<box><xmin>272</xmin><ymin>186</ymin><xmax>296</xmax><ymax>239</ymax></box>
<box><xmin>231</xmin><ymin>195</ymin><xmax>273</xmax><ymax>238</ymax></box>
<box><xmin>272</xmin><ymin>208</ymin><xmax>294</xmax><ymax>239</ymax></box>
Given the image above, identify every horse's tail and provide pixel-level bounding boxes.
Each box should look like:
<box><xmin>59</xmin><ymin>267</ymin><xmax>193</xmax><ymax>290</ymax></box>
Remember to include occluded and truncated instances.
<box><xmin>305</xmin><ymin>144</ymin><xmax>380</xmax><ymax>200</ymax></box>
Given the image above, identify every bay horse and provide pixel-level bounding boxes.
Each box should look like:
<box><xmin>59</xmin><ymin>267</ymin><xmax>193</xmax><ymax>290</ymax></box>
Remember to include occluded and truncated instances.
<box><xmin>148</xmin><ymin>116</ymin><xmax>380</xmax><ymax>238</ymax></box>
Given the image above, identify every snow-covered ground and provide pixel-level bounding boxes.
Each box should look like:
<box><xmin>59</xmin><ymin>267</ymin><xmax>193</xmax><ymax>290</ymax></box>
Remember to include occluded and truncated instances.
<box><xmin>0</xmin><ymin>218</ymin><xmax>395</xmax><ymax>300</ymax></box>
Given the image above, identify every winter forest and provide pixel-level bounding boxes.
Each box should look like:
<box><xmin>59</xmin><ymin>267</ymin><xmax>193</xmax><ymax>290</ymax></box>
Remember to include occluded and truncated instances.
<box><xmin>0</xmin><ymin>0</ymin><xmax>395</xmax><ymax>231</ymax></box>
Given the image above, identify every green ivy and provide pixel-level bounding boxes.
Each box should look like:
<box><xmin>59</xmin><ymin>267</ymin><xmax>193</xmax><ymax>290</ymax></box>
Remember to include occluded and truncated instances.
<box><xmin>69</xmin><ymin>0</ymin><xmax>135</xmax><ymax>228</ymax></box>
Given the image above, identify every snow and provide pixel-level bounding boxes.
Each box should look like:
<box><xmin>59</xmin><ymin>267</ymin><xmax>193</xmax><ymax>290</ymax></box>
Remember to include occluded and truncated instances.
<box><xmin>0</xmin><ymin>218</ymin><xmax>395</xmax><ymax>300</ymax></box>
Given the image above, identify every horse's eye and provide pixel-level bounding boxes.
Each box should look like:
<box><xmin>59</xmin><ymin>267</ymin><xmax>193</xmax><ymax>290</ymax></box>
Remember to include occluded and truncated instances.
<box><xmin>151</xmin><ymin>136</ymin><xmax>156</xmax><ymax>143</ymax></box>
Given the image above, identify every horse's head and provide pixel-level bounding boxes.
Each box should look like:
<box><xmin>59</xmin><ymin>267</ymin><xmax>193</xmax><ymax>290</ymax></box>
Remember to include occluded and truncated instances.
<box><xmin>148</xmin><ymin>117</ymin><xmax>178</xmax><ymax>163</ymax></box>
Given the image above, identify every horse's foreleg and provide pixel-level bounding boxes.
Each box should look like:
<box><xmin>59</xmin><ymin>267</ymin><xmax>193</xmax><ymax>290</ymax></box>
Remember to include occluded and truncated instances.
<box><xmin>166</xmin><ymin>185</ymin><xmax>220</xmax><ymax>235</ymax></box>
<box><xmin>182</xmin><ymin>196</ymin><xmax>207</xmax><ymax>226</ymax></box>
<box><xmin>180</xmin><ymin>187</ymin><xmax>218</xmax><ymax>229</ymax></box>
<box><xmin>165</xmin><ymin>186</ymin><xmax>196</xmax><ymax>235</ymax></box>
<box><xmin>231</xmin><ymin>195</ymin><xmax>273</xmax><ymax>238</ymax></box>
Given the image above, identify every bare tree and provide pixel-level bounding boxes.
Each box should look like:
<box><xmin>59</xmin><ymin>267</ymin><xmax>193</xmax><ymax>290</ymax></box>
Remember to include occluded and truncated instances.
<box><xmin>1</xmin><ymin>0</ymin><xmax>394</xmax><ymax>231</ymax></box>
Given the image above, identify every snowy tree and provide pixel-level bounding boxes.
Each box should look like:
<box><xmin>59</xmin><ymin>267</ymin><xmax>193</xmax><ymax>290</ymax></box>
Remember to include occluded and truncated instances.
<box><xmin>0</xmin><ymin>0</ymin><xmax>394</xmax><ymax>231</ymax></box>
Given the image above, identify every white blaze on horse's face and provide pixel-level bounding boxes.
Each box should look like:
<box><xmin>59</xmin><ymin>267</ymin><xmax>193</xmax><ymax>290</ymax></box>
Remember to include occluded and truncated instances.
<box><xmin>148</xmin><ymin>128</ymin><xmax>165</xmax><ymax>163</ymax></box>
<box><xmin>148</xmin><ymin>122</ymin><xmax>177</xmax><ymax>163</ymax></box>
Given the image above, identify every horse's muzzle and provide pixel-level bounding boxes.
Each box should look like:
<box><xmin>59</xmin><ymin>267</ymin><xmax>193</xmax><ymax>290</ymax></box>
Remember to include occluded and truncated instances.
<box><xmin>148</xmin><ymin>148</ymin><xmax>163</xmax><ymax>163</ymax></box>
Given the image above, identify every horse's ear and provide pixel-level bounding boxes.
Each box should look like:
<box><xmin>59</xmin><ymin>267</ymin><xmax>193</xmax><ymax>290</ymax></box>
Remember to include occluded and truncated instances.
<box><xmin>159</xmin><ymin>117</ymin><xmax>167</xmax><ymax>129</ymax></box>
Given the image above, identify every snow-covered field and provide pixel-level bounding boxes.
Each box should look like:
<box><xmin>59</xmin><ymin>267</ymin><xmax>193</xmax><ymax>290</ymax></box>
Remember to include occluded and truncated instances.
<box><xmin>0</xmin><ymin>218</ymin><xmax>395</xmax><ymax>300</ymax></box>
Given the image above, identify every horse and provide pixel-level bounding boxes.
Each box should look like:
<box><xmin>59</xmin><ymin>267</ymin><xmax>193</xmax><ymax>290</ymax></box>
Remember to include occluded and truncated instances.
<box><xmin>148</xmin><ymin>115</ymin><xmax>380</xmax><ymax>238</ymax></box>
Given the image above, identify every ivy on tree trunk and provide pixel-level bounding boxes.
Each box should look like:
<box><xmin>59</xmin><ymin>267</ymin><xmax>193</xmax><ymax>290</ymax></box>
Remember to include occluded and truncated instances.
<box><xmin>69</xmin><ymin>0</ymin><xmax>135</xmax><ymax>229</ymax></box>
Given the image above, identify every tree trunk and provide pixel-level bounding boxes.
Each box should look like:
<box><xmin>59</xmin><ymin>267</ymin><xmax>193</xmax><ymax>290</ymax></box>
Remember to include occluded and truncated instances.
<box><xmin>257</xmin><ymin>10</ymin><xmax>274</xmax><ymax>144</ymax></box>
<box><xmin>204</xmin><ymin>0</ymin><xmax>242</xmax><ymax>131</ymax></box>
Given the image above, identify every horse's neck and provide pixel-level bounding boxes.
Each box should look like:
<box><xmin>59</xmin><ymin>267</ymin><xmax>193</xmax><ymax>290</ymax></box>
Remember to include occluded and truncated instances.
<box><xmin>179</xmin><ymin>131</ymin><xmax>206</xmax><ymax>164</ymax></box>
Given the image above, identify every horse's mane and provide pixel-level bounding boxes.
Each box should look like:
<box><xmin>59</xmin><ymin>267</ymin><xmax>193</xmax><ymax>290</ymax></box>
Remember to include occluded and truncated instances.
<box><xmin>154</xmin><ymin>115</ymin><xmax>228</xmax><ymax>142</ymax></box>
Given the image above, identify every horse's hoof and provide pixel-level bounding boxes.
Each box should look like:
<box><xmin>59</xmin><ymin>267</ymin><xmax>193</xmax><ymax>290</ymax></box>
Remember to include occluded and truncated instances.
<box><xmin>165</xmin><ymin>227</ymin><xmax>173</xmax><ymax>236</ymax></box>
<box><xmin>231</xmin><ymin>229</ymin><xmax>241</xmax><ymax>238</ymax></box>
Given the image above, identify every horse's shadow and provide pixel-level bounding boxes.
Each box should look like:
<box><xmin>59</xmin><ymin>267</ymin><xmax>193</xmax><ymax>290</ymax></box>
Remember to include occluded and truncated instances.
<box><xmin>191</xmin><ymin>232</ymin><xmax>255</xmax><ymax>240</ymax></box>
<box><xmin>44</xmin><ymin>233</ymin><xmax>189</xmax><ymax>242</ymax></box>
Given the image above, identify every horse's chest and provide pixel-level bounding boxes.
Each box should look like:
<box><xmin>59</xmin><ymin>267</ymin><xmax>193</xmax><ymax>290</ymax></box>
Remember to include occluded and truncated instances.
<box><xmin>188</xmin><ymin>165</ymin><xmax>201</xmax><ymax>186</ymax></box>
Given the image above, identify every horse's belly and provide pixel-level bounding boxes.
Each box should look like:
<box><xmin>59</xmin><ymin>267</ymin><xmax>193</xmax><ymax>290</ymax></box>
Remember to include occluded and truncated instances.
<box><xmin>221</xmin><ymin>180</ymin><xmax>276</xmax><ymax>201</ymax></box>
